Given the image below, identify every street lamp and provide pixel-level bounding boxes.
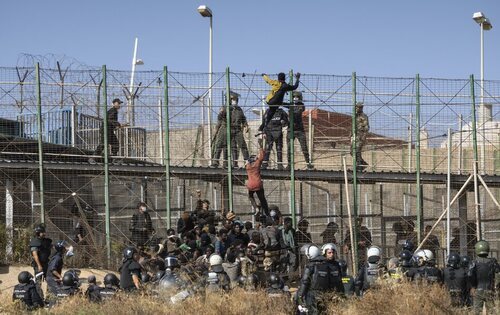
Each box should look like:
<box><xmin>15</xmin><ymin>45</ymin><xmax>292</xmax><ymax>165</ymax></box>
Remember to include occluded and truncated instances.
<box><xmin>472</xmin><ymin>12</ymin><xmax>493</xmax><ymax>172</ymax></box>
<box><xmin>472</xmin><ymin>12</ymin><xmax>492</xmax><ymax>119</ymax></box>
<box><xmin>198</xmin><ymin>5</ymin><xmax>214</xmax><ymax>164</ymax></box>
<box><xmin>472</xmin><ymin>11</ymin><xmax>493</xmax><ymax>241</ymax></box>
<box><xmin>129</xmin><ymin>37</ymin><xmax>144</xmax><ymax>126</ymax></box>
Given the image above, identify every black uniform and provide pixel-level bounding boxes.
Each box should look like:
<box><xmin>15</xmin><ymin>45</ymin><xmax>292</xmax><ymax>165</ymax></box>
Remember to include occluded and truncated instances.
<box><xmin>129</xmin><ymin>211</ymin><xmax>154</xmax><ymax>247</ymax></box>
<box><xmin>99</xmin><ymin>286</ymin><xmax>118</xmax><ymax>301</ymax></box>
<box><xmin>46</xmin><ymin>252</ymin><xmax>64</xmax><ymax>294</ymax></box>
<box><xmin>469</xmin><ymin>256</ymin><xmax>499</xmax><ymax>313</ymax></box>
<box><xmin>284</xmin><ymin>102</ymin><xmax>310</xmax><ymax>166</ymax></box>
<box><xmin>297</xmin><ymin>257</ymin><xmax>344</xmax><ymax>314</ymax></box>
<box><xmin>119</xmin><ymin>259</ymin><xmax>142</xmax><ymax>291</ymax></box>
<box><xmin>259</xmin><ymin>108</ymin><xmax>288</xmax><ymax>167</ymax></box>
<box><xmin>230</xmin><ymin>105</ymin><xmax>249</xmax><ymax>165</ymax></box>
<box><xmin>12</xmin><ymin>283</ymin><xmax>44</xmax><ymax>310</ymax></box>
<box><xmin>356</xmin><ymin>262</ymin><xmax>385</xmax><ymax>293</ymax></box>
<box><xmin>29</xmin><ymin>236</ymin><xmax>52</xmax><ymax>279</ymax></box>
<box><xmin>56</xmin><ymin>286</ymin><xmax>79</xmax><ymax>299</ymax></box>
<box><xmin>443</xmin><ymin>265</ymin><xmax>468</xmax><ymax>307</ymax></box>
<box><xmin>85</xmin><ymin>283</ymin><xmax>102</xmax><ymax>303</ymax></box>
<box><xmin>95</xmin><ymin>107</ymin><xmax>120</xmax><ymax>156</ymax></box>
<box><xmin>341</xmin><ymin>275</ymin><xmax>356</xmax><ymax>297</ymax></box>
<box><xmin>409</xmin><ymin>265</ymin><xmax>443</xmax><ymax>284</ymax></box>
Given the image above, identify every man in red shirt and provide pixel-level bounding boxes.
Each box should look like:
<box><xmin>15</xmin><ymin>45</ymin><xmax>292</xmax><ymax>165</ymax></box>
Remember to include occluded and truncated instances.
<box><xmin>246</xmin><ymin>148</ymin><xmax>269</xmax><ymax>220</ymax></box>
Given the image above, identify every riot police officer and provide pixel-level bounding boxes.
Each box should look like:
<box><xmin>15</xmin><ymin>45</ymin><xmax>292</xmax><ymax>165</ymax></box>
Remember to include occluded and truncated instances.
<box><xmin>99</xmin><ymin>273</ymin><xmax>120</xmax><ymax>301</ymax></box>
<box><xmin>443</xmin><ymin>252</ymin><xmax>468</xmax><ymax>307</ymax></box>
<box><xmin>468</xmin><ymin>240</ymin><xmax>500</xmax><ymax>313</ymax></box>
<box><xmin>355</xmin><ymin>246</ymin><xmax>385</xmax><ymax>295</ymax></box>
<box><xmin>12</xmin><ymin>271</ymin><xmax>44</xmax><ymax>310</ymax></box>
<box><xmin>157</xmin><ymin>256</ymin><xmax>186</xmax><ymax>292</ymax></box>
<box><xmin>338</xmin><ymin>259</ymin><xmax>356</xmax><ymax>297</ymax></box>
<box><xmin>297</xmin><ymin>244</ymin><xmax>343</xmax><ymax>314</ymax></box>
<box><xmin>119</xmin><ymin>247</ymin><xmax>142</xmax><ymax>291</ymax></box>
<box><xmin>56</xmin><ymin>270</ymin><xmax>81</xmax><ymax>299</ymax></box>
<box><xmin>409</xmin><ymin>249</ymin><xmax>442</xmax><ymax>284</ymax></box>
<box><xmin>206</xmin><ymin>254</ymin><xmax>231</xmax><ymax>292</ymax></box>
<box><xmin>399</xmin><ymin>249</ymin><xmax>415</xmax><ymax>270</ymax></box>
<box><xmin>351</xmin><ymin>102</ymin><xmax>369</xmax><ymax>171</ymax></box>
<box><xmin>46</xmin><ymin>240</ymin><xmax>71</xmax><ymax>296</ymax></box>
<box><xmin>265</xmin><ymin>273</ymin><xmax>289</xmax><ymax>298</ymax></box>
<box><xmin>259</xmin><ymin>107</ymin><xmax>289</xmax><ymax>170</ymax></box>
<box><xmin>85</xmin><ymin>275</ymin><xmax>102</xmax><ymax>303</ymax></box>
<box><xmin>29</xmin><ymin>224</ymin><xmax>52</xmax><ymax>281</ymax></box>
<box><xmin>229</xmin><ymin>91</ymin><xmax>250</xmax><ymax>167</ymax></box>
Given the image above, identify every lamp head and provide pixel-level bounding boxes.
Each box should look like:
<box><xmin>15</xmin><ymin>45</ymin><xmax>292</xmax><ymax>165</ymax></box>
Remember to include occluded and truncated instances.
<box><xmin>473</xmin><ymin>12</ymin><xmax>492</xmax><ymax>30</ymax></box>
<box><xmin>198</xmin><ymin>5</ymin><xmax>213</xmax><ymax>18</ymax></box>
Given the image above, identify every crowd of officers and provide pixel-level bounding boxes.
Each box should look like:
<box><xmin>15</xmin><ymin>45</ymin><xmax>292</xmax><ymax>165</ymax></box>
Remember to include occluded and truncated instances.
<box><xmin>12</xmin><ymin>208</ymin><xmax>499</xmax><ymax>315</ymax></box>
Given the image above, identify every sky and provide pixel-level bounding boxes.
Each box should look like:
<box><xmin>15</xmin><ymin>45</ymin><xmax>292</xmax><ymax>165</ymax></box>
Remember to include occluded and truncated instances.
<box><xmin>2</xmin><ymin>1</ymin><xmax>500</xmax><ymax>79</ymax></box>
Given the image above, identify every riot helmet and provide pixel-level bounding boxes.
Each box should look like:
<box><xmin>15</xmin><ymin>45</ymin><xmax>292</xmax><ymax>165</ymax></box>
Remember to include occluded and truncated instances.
<box><xmin>475</xmin><ymin>240</ymin><xmax>490</xmax><ymax>257</ymax></box>
<box><xmin>165</xmin><ymin>256</ymin><xmax>179</xmax><ymax>269</ymax></box>
<box><xmin>18</xmin><ymin>271</ymin><xmax>33</xmax><ymax>284</ymax></box>
<box><xmin>103</xmin><ymin>273</ymin><xmax>119</xmax><ymax>287</ymax></box>
<box><xmin>447</xmin><ymin>252</ymin><xmax>461</xmax><ymax>268</ymax></box>
<box><xmin>62</xmin><ymin>270</ymin><xmax>79</xmax><ymax>287</ymax></box>
<box><xmin>123</xmin><ymin>247</ymin><xmax>137</xmax><ymax>261</ymax></box>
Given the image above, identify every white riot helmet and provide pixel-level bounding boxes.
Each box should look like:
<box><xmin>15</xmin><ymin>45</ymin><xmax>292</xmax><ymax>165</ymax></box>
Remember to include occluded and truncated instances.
<box><xmin>301</xmin><ymin>244</ymin><xmax>321</xmax><ymax>260</ymax></box>
<box><xmin>209</xmin><ymin>254</ymin><xmax>223</xmax><ymax>266</ymax></box>
<box><xmin>367</xmin><ymin>246</ymin><xmax>382</xmax><ymax>263</ymax></box>
<box><xmin>321</xmin><ymin>243</ymin><xmax>337</xmax><ymax>256</ymax></box>
<box><xmin>415</xmin><ymin>249</ymin><xmax>434</xmax><ymax>263</ymax></box>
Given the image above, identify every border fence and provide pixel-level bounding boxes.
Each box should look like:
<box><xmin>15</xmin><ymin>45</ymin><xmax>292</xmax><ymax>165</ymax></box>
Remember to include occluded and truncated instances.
<box><xmin>0</xmin><ymin>64</ymin><xmax>499</xmax><ymax>268</ymax></box>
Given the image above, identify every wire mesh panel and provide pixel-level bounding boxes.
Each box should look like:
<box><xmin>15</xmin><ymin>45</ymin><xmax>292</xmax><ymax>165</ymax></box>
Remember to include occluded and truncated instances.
<box><xmin>0</xmin><ymin>65</ymin><xmax>499</xmax><ymax>269</ymax></box>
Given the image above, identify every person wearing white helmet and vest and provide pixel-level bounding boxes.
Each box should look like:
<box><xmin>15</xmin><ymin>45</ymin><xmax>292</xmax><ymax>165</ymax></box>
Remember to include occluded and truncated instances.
<box><xmin>297</xmin><ymin>244</ymin><xmax>343</xmax><ymax>314</ymax></box>
<box><xmin>206</xmin><ymin>254</ymin><xmax>230</xmax><ymax>293</ymax></box>
<box><xmin>408</xmin><ymin>249</ymin><xmax>442</xmax><ymax>284</ymax></box>
<box><xmin>355</xmin><ymin>246</ymin><xmax>386</xmax><ymax>295</ymax></box>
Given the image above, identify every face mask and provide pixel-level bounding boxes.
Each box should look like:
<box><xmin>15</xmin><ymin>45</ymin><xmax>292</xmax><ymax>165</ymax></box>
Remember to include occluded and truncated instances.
<box><xmin>66</xmin><ymin>246</ymin><xmax>74</xmax><ymax>257</ymax></box>
<box><xmin>231</xmin><ymin>100</ymin><xmax>238</xmax><ymax>105</ymax></box>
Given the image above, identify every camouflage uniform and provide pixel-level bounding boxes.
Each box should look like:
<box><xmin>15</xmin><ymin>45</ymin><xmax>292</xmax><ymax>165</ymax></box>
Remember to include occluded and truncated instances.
<box><xmin>212</xmin><ymin>107</ymin><xmax>228</xmax><ymax>167</ymax></box>
<box><xmin>350</xmin><ymin>102</ymin><xmax>369</xmax><ymax>168</ymax></box>
<box><xmin>229</xmin><ymin>91</ymin><xmax>249</xmax><ymax>167</ymax></box>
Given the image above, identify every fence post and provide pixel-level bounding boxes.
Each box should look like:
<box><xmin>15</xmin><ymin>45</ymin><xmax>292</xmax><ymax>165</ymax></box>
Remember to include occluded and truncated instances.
<box><xmin>102</xmin><ymin>65</ymin><xmax>111</xmax><ymax>263</ymax></box>
<box><xmin>415</xmin><ymin>74</ymin><xmax>423</xmax><ymax>243</ymax></box>
<box><xmin>470</xmin><ymin>74</ymin><xmax>482</xmax><ymax>240</ymax></box>
<box><xmin>289</xmin><ymin>69</ymin><xmax>297</xmax><ymax>227</ymax></box>
<box><xmin>163</xmin><ymin>66</ymin><xmax>171</xmax><ymax>229</ymax></box>
<box><xmin>225</xmin><ymin>67</ymin><xmax>233</xmax><ymax>213</ymax></box>
<box><xmin>35</xmin><ymin>63</ymin><xmax>45</xmax><ymax>224</ymax></box>
<box><xmin>351</xmin><ymin>72</ymin><xmax>359</xmax><ymax>268</ymax></box>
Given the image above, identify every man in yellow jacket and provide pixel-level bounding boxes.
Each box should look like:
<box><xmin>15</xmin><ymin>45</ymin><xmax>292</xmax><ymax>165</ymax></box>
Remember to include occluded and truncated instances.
<box><xmin>261</xmin><ymin>72</ymin><xmax>300</xmax><ymax>131</ymax></box>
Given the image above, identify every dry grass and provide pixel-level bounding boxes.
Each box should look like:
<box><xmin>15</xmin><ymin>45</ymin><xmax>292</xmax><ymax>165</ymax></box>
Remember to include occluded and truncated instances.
<box><xmin>1</xmin><ymin>281</ymin><xmax>497</xmax><ymax>315</ymax></box>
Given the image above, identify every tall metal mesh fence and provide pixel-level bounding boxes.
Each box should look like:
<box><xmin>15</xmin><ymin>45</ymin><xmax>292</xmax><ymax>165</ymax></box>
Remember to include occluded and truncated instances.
<box><xmin>0</xmin><ymin>65</ymin><xmax>499</xmax><ymax>268</ymax></box>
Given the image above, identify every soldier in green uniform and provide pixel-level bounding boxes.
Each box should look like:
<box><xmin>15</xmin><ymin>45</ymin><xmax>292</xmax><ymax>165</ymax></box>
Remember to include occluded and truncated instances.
<box><xmin>351</xmin><ymin>102</ymin><xmax>369</xmax><ymax>170</ymax></box>
<box><xmin>284</xmin><ymin>91</ymin><xmax>313</xmax><ymax>170</ymax></box>
<box><xmin>469</xmin><ymin>240</ymin><xmax>499</xmax><ymax>314</ymax></box>
<box><xmin>211</xmin><ymin>105</ymin><xmax>229</xmax><ymax>168</ymax></box>
<box><xmin>229</xmin><ymin>91</ymin><xmax>250</xmax><ymax>168</ymax></box>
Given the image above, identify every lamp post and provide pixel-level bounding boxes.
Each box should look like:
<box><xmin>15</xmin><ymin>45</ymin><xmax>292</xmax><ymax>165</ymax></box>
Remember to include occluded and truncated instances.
<box><xmin>128</xmin><ymin>37</ymin><xmax>144</xmax><ymax>126</ymax></box>
<box><xmin>198</xmin><ymin>5</ymin><xmax>213</xmax><ymax>163</ymax></box>
<box><xmin>472</xmin><ymin>12</ymin><xmax>492</xmax><ymax>173</ymax></box>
